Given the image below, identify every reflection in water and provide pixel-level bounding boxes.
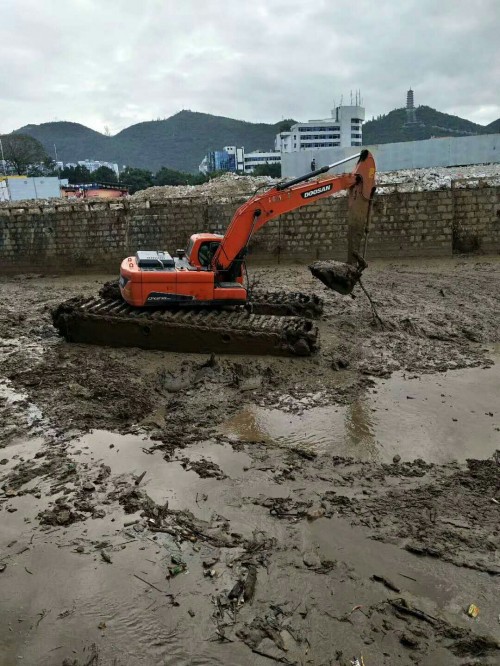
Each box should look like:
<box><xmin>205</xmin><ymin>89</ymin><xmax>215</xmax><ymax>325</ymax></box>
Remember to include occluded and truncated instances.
<box><xmin>344</xmin><ymin>399</ymin><xmax>378</xmax><ymax>459</ymax></box>
<box><xmin>222</xmin><ymin>355</ymin><xmax>500</xmax><ymax>463</ymax></box>
<box><xmin>222</xmin><ymin>402</ymin><xmax>378</xmax><ymax>460</ymax></box>
<box><xmin>70</xmin><ymin>431</ymin><xmax>251</xmax><ymax>507</ymax></box>
<box><xmin>223</xmin><ymin>407</ymin><xmax>272</xmax><ymax>444</ymax></box>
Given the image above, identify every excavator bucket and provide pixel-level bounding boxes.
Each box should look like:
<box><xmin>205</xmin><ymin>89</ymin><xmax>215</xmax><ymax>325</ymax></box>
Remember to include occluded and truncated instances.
<box><xmin>309</xmin><ymin>150</ymin><xmax>375</xmax><ymax>295</ymax></box>
<box><xmin>309</xmin><ymin>259</ymin><xmax>364</xmax><ymax>296</ymax></box>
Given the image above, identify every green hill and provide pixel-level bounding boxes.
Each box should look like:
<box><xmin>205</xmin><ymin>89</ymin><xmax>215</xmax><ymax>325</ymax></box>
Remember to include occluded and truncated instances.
<box><xmin>14</xmin><ymin>107</ymin><xmax>500</xmax><ymax>173</ymax></box>
<box><xmin>485</xmin><ymin>118</ymin><xmax>500</xmax><ymax>133</ymax></box>
<box><xmin>112</xmin><ymin>111</ymin><xmax>293</xmax><ymax>172</ymax></box>
<box><xmin>17</xmin><ymin>121</ymin><xmax>109</xmax><ymax>162</ymax></box>
<box><xmin>15</xmin><ymin>111</ymin><xmax>289</xmax><ymax>173</ymax></box>
<box><xmin>363</xmin><ymin>105</ymin><xmax>492</xmax><ymax>145</ymax></box>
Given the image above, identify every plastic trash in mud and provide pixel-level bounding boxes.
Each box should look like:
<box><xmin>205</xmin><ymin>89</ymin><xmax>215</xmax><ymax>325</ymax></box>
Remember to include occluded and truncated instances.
<box><xmin>168</xmin><ymin>564</ymin><xmax>186</xmax><ymax>578</ymax></box>
<box><xmin>351</xmin><ymin>657</ymin><xmax>366</xmax><ymax>666</ymax></box>
<box><xmin>467</xmin><ymin>603</ymin><xmax>480</xmax><ymax>618</ymax></box>
<box><xmin>168</xmin><ymin>553</ymin><xmax>187</xmax><ymax>578</ymax></box>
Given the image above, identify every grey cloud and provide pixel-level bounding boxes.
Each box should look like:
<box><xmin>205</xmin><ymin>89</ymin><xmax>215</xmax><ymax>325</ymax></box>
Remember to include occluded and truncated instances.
<box><xmin>0</xmin><ymin>0</ymin><xmax>498</xmax><ymax>134</ymax></box>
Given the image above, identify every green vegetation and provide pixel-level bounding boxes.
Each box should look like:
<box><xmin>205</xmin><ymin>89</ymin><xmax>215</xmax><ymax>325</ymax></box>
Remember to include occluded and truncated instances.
<box><xmin>119</xmin><ymin>166</ymin><xmax>209</xmax><ymax>194</ymax></box>
<box><xmin>92</xmin><ymin>166</ymin><xmax>118</xmax><ymax>183</ymax></box>
<box><xmin>275</xmin><ymin>119</ymin><xmax>296</xmax><ymax>133</ymax></box>
<box><xmin>118</xmin><ymin>167</ymin><xmax>154</xmax><ymax>194</ymax></box>
<box><xmin>251</xmin><ymin>163</ymin><xmax>281</xmax><ymax>177</ymax></box>
<box><xmin>486</xmin><ymin>118</ymin><xmax>500</xmax><ymax>133</ymax></box>
<box><xmin>15</xmin><ymin>111</ymin><xmax>292</xmax><ymax>173</ymax></box>
<box><xmin>154</xmin><ymin>167</ymin><xmax>207</xmax><ymax>187</ymax></box>
<box><xmin>59</xmin><ymin>165</ymin><xmax>93</xmax><ymax>184</ymax></box>
<box><xmin>362</xmin><ymin>105</ymin><xmax>493</xmax><ymax>145</ymax></box>
<box><xmin>58</xmin><ymin>164</ymin><xmax>116</xmax><ymax>184</ymax></box>
<box><xmin>12</xmin><ymin>106</ymin><xmax>499</xmax><ymax>183</ymax></box>
<box><xmin>0</xmin><ymin>133</ymin><xmax>49</xmax><ymax>175</ymax></box>
<box><xmin>56</xmin><ymin>163</ymin><xmax>235</xmax><ymax>195</ymax></box>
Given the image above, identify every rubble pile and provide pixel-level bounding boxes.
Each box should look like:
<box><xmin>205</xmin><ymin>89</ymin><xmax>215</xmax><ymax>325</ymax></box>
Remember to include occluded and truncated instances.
<box><xmin>2</xmin><ymin>162</ymin><xmax>500</xmax><ymax>209</ymax></box>
<box><xmin>130</xmin><ymin>172</ymin><xmax>277</xmax><ymax>202</ymax></box>
<box><xmin>376</xmin><ymin>162</ymin><xmax>500</xmax><ymax>192</ymax></box>
<box><xmin>131</xmin><ymin>162</ymin><xmax>500</xmax><ymax>202</ymax></box>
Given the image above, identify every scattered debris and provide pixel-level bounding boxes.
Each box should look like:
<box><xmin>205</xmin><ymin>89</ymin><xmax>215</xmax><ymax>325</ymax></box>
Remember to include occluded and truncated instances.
<box><xmin>1</xmin><ymin>262</ymin><xmax>500</xmax><ymax>664</ymax></box>
<box><xmin>371</xmin><ymin>574</ymin><xmax>401</xmax><ymax>593</ymax></box>
<box><xmin>134</xmin><ymin>471</ymin><xmax>147</xmax><ymax>486</ymax></box>
<box><xmin>100</xmin><ymin>551</ymin><xmax>112</xmax><ymax>564</ymax></box>
<box><xmin>467</xmin><ymin>603</ymin><xmax>480</xmax><ymax>618</ymax></box>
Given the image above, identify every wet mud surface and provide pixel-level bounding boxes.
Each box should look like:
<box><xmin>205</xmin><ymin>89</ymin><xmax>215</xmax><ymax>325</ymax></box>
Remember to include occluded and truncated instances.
<box><xmin>1</xmin><ymin>258</ymin><xmax>500</xmax><ymax>665</ymax></box>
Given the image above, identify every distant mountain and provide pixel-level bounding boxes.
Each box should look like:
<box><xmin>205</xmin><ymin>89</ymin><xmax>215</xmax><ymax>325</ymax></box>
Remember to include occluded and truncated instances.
<box><xmin>486</xmin><ymin>118</ymin><xmax>500</xmax><ymax>133</ymax></box>
<box><xmin>363</xmin><ymin>105</ymin><xmax>493</xmax><ymax>145</ymax></box>
<box><xmin>14</xmin><ymin>107</ymin><xmax>500</xmax><ymax>173</ymax></box>
<box><xmin>15</xmin><ymin>111</ymin><xmax>291</xmax><ymax>173</ymax></box>
<box><xmin>17</xmin><ymin>121</ymin><xmax>108</xmax><ymax>162</ymax></box>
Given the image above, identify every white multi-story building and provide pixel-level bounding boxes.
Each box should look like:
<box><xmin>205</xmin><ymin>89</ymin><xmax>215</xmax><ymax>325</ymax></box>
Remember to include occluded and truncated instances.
<box><xmin>243</xmin><ymin>150</ymin><xmax>281</xmax><ymax>172</ymax></box>
<box><xmin>275</xmin><ymin>103</ymin><xmax>365</xmax><ymax>154</ymax></box>
<box><xmin>76</xmin><ymin>159</ymin><xmax>120</xmax><ymax>176</ymax></box>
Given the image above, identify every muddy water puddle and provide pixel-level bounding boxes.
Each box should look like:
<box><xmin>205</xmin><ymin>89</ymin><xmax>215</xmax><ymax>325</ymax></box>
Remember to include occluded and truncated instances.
<box><xmin>70</xmin><ymin>431</ymin><xmax>252</xmax><ymax>509</ymax></box>
<box><xmin>0</xmin><ymin>379</ymin><xmax>44</xmax><ymax>425</ymax></box>
<box><xmin>222</xmin><ymin>359</ymin><xmax>500</xmax><ymax>463</ymax></box>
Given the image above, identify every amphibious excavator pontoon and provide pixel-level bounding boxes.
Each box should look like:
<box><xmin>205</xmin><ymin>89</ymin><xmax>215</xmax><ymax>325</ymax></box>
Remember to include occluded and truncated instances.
<box><xmin>53</xmin><ymin>151</ymin><xmax>376</xmax><ymax>356</ymax></box>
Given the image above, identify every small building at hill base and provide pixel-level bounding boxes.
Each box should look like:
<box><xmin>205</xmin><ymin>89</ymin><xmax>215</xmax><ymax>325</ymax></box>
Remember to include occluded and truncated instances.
<box><xmin>61</xmin><ymin>183</ymin><xmax>128</xmax><ymax>199</ymax></box>
<box><xmin>0</xmin><ymin>176</ymin><xmax>62</xmax><ymax>202</ymax></box>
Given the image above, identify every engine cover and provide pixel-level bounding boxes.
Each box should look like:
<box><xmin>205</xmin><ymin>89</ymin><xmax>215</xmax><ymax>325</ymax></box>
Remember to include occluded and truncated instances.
<box><xmin>136</xmin><ymin>251</ymin><xmax>175</xmax><ymax>270</ymax></box>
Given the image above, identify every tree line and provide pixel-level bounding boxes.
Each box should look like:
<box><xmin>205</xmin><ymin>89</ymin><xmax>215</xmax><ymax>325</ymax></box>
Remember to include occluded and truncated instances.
<box><xmin>0</xmin><ymin>133</ymin><xmax>281</xmax><ymax>194</ymax></box>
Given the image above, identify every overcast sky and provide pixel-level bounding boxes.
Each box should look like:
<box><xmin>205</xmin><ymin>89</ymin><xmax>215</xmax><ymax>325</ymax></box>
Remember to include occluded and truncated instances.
<box><xmin>1</xmin><ymin>0</ymin><xmax>499</xmax><ymax>135</ymax></box>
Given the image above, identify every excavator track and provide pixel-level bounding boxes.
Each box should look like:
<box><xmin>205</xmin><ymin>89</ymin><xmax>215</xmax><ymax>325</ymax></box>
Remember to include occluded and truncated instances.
<box><xmin>52</xmin><ymin>296</ymin><xmax>319</xmax><ymax>356</ymax></box>
<box><xmin>248</xmin><ymin>289</ymin><xmax>323</xmax><ymax>318</ymax></box>
<box><xmin>98</xmin><ymin>280</ymin><xmax>324</xmax><ymax>319</ymax></box>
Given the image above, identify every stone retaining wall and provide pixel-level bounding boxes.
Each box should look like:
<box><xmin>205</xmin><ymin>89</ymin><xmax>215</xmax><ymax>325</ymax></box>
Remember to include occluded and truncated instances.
<box><xmin>0</xmin><ymin>184</ymin><xmax>499</xmax><ymax>273</ymax></box>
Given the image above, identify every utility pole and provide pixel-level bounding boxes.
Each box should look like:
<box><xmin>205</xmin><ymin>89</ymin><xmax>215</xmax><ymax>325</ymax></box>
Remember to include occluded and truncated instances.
<box><xmin>0</xmin><ymin>138</ymin><xmax>6</xmax><ymax>175</ymax></box>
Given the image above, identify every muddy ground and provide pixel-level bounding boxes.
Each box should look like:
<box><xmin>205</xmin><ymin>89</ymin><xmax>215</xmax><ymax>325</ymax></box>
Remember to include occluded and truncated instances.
<box><xmin>0</xmin><ymin>258</ymin><xmax>499</xmax><ymax>665</ymax></box>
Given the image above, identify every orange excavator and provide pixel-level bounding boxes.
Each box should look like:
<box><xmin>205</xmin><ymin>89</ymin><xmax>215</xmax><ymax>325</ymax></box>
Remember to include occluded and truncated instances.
<box><xmin>53</xmin><ymin>151</ymin><xmax>375</xmax><ymax>356</ymax></box>
<box><xmin>119</xmin><ymin>150</ymin><xmax>375</xmax><ymax>307</ymax></box>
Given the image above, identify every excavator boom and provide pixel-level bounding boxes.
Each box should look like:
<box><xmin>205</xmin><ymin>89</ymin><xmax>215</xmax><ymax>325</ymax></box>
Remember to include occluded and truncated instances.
<box><xmin>212</xmin><ymin>150</ymin><xmax>376</xmax><ymax>287</ymax></box>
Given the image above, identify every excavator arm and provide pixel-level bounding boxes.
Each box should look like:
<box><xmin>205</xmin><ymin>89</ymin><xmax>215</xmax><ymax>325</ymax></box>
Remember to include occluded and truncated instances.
<box><xmin>211</xmin><ymin>150</ymin><xmax>376</xmax><ymax>287</ymax></box>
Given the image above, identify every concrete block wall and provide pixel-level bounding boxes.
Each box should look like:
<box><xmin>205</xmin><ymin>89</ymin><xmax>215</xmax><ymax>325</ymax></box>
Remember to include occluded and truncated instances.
<box><xmin>0</xmin><ymin>186</ymin><xmax>499</xmax><ymax>273</ymax></box>
<box><xmin>368</xmin><ymin>190</ymin><xmax>454</xmax><ymax>258</ymax></box>
<box><xmin>451</xmin><ymin>184</ymin><xmax>500</xmax><ymax>253</ymax></box>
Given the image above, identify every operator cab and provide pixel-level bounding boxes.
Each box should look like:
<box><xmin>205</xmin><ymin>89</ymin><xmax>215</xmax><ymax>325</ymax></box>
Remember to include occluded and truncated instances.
<box><xmin>184</xmin><ymin>233</ymin><xmax>223</xmax><ymax>269</ymax></box>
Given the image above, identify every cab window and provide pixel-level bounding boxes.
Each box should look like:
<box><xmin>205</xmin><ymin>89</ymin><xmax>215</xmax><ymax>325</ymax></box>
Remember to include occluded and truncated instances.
<box><xmin>198</xmin><ymin>241</ymin><xmax>219</xmax><ymax>267</ymax></box>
